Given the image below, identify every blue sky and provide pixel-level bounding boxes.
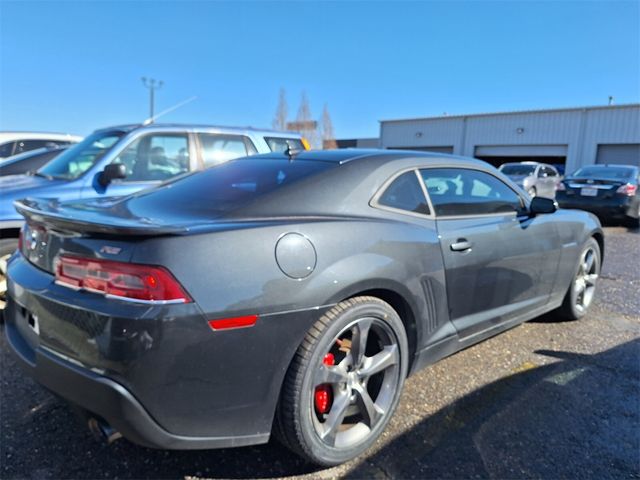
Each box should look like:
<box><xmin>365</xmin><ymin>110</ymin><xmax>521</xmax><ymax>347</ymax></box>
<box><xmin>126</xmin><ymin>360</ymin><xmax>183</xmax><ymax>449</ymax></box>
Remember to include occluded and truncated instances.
<box><xmin>1</xmin><ymin>1</ymin><xmax>638</xmax><ymax>138</ymax></box>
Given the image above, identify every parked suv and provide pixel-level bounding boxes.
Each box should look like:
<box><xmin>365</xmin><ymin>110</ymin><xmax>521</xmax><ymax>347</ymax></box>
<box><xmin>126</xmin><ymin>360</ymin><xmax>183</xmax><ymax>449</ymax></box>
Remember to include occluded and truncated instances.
<box><xmin>0</xmin><ymin>123</ymin><xmax>307</xmax><ymax>310</ymax></box>
<box><xmin>0</xmin><ymin>132</ymin><xmax>82</xmax><ymax>159</ymax></box>
<box><xmin>498</xmin><ymin>161</ymin><xmax>561</xmax><ymax>198</ymax></box>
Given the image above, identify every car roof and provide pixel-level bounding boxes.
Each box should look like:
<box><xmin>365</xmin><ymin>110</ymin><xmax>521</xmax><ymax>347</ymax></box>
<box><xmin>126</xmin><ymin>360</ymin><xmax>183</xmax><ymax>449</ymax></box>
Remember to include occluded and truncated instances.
<box><xmin>247</xmin><ymin>148</ymin><xmax>490</xmax><ymax>168</ymax></box>
<box><xmin>577</xmin><ymin>164</ymin><xmax>637</xmax><ymax>169</ymax></box>
<box><xmin>0</xmin><ymin>132</ymin><xmax>82</xmax><ymax>142</ymax></box>
<box><xmin>94</xmin><ymin>123</ymin><xmax>303</xmax><ymax>137</ymax></box>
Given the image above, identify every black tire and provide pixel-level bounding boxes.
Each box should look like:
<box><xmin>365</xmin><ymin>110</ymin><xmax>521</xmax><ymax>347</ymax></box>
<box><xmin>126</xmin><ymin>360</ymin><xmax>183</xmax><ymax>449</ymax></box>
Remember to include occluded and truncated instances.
<box><xmin>555</xmin><ymin>237</ymin><xmax>601</xmax><ymax>320</ymax></box>
<box><xmin>275</xmin><ymin>296</ymin><xmax>409</xmax><ymax>466</ymax></box>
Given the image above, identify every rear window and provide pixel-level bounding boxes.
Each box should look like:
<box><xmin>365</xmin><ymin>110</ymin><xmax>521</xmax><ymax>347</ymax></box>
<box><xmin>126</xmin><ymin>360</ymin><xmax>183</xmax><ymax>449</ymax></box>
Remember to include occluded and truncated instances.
<box><xmin>126</xmin><ymin>158</ymin><xmax>333</xmax><ymax>217</ymax></box>
<box><xmin>499</xmin><ymin>164</ymin><xmax>536</xmax><ymax>176</ymax></box>
<box><xmin>264</xmin><ymin>137</ymin><xmax>304</xmax><ymax>153</ymax></box>
<box><xmin>571</xmin><ymin>166</ymin><xmax>634</xmax><ymax>181</ymax></box>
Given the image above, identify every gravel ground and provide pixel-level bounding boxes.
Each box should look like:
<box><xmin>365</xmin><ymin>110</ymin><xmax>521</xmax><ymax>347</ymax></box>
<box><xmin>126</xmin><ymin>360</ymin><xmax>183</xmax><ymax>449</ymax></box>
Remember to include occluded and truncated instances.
<box><xmin>1</xmin><ymin>226</ymin><xmax>639</xmax><ymax>480</ymax></box>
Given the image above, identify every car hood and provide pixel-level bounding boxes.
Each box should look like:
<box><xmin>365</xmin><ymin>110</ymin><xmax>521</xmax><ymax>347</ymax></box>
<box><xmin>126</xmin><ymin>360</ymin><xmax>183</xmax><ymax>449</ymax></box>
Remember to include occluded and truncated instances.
<box><xmin>0</xmin><ymin>174</ymin><xmax>66</xmax><ymax>195</ymax></box>
<box><xmin>0</xmin><ymin>174</ymin><xmax>69</xmax><ymax>218</ymax></box>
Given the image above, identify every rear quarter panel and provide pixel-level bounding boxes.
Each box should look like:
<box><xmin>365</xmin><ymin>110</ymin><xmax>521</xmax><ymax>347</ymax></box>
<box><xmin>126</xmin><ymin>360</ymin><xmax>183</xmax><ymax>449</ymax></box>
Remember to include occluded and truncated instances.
<box><xmin>130</xmin><ymin>216</ymin><xmax>448</xmax><ymax>352</ymax></box>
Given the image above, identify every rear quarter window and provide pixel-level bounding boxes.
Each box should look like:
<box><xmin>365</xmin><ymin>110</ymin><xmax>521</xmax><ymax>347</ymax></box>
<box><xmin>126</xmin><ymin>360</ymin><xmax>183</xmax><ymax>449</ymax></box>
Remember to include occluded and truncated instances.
<box><xmin>376</xmin><ymin>171</ymin><xmax>430</xmax><ymax>215</ymax></box>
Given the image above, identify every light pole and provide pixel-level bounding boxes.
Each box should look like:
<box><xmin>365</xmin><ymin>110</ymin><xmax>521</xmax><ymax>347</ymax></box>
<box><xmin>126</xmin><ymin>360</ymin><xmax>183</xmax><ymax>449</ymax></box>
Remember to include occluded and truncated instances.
<box><xmin>141</xmin><ymin>77</ymin><xmax>163</xmax><ymax>121</ymax></box>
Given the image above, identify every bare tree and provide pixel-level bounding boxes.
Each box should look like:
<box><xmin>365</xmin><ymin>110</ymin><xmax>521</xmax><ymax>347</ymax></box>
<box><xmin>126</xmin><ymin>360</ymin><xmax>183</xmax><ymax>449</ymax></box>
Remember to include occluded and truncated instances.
<box><xmin>271</xmin><ymin>88</ymin><xmax>288</xmax><ymax>131</ymax></box>
<box><xmin>287</xmin><ymin>91</ymin><xmax>318</xmax><ymax>148</ymax></box>
<box><xmin>321</xmin><ymin>103</ymin><xmax>337</xmax><ymax>149</ymax></box>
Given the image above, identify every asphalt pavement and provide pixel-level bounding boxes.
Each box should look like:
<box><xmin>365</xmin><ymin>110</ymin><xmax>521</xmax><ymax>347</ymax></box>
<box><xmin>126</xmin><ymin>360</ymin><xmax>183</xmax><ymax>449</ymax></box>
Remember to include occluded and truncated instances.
<box><xmin>1</xmin><ymin>226</ymin><xmax>638</xmax><ymax>480</ymax></box>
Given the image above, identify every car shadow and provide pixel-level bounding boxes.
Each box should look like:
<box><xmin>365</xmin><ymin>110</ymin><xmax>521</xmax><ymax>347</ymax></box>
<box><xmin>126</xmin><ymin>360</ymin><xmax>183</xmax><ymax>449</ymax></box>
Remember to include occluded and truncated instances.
<box><xmin>346</xmin><ymin>339</ymin><xmax>640</xmax><ymax>479</ymax></box>
<box><xmin>2</xmin><ymin>332</ymin><xmax>638</xmax><ymax>479</ymax></box>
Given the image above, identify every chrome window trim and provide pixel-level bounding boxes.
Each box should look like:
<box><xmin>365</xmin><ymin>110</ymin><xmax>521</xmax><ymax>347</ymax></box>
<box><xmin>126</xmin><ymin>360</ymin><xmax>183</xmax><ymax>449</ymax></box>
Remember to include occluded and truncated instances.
<box><xmin>369</xmin><ymin>166</ymin><xmax>435</xmax><ymax>220</ymax></box>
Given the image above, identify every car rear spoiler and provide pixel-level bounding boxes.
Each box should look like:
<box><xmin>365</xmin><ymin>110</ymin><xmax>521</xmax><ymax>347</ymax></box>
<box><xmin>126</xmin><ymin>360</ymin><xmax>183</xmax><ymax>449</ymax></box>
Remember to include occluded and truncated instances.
<box><xmin>14</xmin><ymin>199</ymin><xmax>190</xmax><ymax>236</ymax></box>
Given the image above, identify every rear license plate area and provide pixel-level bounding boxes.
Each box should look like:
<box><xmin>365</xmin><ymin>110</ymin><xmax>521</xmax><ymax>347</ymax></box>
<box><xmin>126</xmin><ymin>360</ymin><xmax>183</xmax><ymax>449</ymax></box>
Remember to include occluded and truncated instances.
<box><xmin>580</xmin><ymin>187</ymin><xmax>598</xmax><ymax>197</ymax></box>
<box><xmin>17</xmin><ymin>304</ymin><xmax>40</xmax><ymax>336</ymax></box>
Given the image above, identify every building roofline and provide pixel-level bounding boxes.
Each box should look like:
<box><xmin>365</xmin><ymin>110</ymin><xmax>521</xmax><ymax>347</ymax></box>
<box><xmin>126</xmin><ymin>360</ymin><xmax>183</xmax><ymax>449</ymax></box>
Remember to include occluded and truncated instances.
<box><xmin>379</xmin><ymin>103</ymin><xmax>640</xmax><ymax>124</ymax></box>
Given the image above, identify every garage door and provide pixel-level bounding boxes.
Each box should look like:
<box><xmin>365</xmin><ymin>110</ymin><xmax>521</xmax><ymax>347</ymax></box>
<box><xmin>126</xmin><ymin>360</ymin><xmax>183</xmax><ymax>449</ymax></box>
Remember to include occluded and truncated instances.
<box><xmin>596</xmin><ymin>144</ymin><xmax>640</xmax><ymax>166</ymax></box>
<box><xmin>474</xmin><ymin>145</ymin><xmax>568</xmax><ymax>157</ymax></box>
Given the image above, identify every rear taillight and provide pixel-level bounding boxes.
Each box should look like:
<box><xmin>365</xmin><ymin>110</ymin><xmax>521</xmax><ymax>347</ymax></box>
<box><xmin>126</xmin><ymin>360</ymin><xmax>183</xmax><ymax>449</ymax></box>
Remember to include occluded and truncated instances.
<box><xmin>56</xmin><ymin>255</ymin><xmax>191</xmax><ymax>303</ymax></box>
<box><xmin>616</xmin><ymin>183</ymin><xmax>637</xmax><ymax>196</ymax></box>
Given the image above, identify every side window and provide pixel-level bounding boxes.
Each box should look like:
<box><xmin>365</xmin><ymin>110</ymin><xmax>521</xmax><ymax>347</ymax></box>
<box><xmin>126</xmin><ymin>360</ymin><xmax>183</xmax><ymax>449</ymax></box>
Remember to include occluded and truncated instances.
<box><xmin>0</xmin><ymin>141</ymin><xmax>16</xmax><ymax>157</ymax></box>
<box><xmin>199</xmin><ymin>134</ymin><xmax>255</xmax><ymax>167</ymax></box>
<box><xmin>420</xmin><ymin>168</ymin><xmax>524</xmax><ymax>216</ymax></box>
<box><xmin>545</xmin><ymin>166</ymin><xmax>558</xmax><ymax>177</ymax></box>
<box><xmin>16</xmin><ymin>140</ymin><xmax>55</xmax><ymax>153</ymax></box>
<box><xmin>376</xmin><ymin>171</ymin><xmax>430</xmax><ymax>215</ymax></box>
<box><xmin>264</xmin><ymin>137</ymin><xmax>304</xmax><ymax>153</ymax></box>
<box><xmin>112</xmin><ymin>134</ymin><xmax>190</xmax><ymax>182</ymax></box>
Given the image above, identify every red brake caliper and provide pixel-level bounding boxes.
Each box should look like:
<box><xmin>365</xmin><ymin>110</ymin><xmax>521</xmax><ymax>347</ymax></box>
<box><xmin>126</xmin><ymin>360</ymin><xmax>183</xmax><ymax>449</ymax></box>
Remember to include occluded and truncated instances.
<box><xmin>314</xmin><ymin>353</ymin><xmax>335</xmax><ymax>415</ymax></box>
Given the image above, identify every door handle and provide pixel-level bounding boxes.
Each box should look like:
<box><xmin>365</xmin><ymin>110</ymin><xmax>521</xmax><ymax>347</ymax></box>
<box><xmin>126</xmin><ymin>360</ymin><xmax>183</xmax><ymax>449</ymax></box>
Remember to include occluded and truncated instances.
<box><xmin>450</xmin><ymin>239</ymin><xmax>473</xmax><ymax>252</ymax></box>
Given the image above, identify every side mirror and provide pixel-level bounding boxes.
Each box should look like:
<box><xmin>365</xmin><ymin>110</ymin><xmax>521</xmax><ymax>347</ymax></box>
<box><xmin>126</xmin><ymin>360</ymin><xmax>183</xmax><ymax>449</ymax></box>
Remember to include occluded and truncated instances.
<box><xmin>529</xmin><ymin>196</ymin><xmax>558</xmax><ymax>215</ymax></box>
<box><xmin>99</xmin><ymin>163</ymin><xmax>127</xmax><ymax>187</ymax></box>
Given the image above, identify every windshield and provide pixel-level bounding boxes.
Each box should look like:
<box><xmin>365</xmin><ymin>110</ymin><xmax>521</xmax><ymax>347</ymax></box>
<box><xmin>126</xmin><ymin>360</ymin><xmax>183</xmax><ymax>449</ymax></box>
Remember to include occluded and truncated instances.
<box><xmin>38</xmin><ymin>131</ymin><xmax>125</xmax><ymax>180</ymax></box>
<box><xmin>499</xmin><ymin>164</ymin><xmax>536</xmax><ymax>176</ymax></box>
<box><xmin>571</xmin><ymin>166</ymin><xmax>634</xmax><ymax>181</ymax></box>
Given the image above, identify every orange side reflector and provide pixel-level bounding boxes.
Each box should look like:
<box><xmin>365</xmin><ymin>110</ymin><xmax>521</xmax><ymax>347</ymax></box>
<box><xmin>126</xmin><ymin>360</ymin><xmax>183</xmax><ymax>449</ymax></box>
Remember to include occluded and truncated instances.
<box><xmin>208</xmin><ymin>314</ymin><xmax>259</xmax><ymax>330</ymax></box>
<box><xmin>301</xmin><ymin>137</ymin><xmax>311</xmax><ymax>150</ymax></box>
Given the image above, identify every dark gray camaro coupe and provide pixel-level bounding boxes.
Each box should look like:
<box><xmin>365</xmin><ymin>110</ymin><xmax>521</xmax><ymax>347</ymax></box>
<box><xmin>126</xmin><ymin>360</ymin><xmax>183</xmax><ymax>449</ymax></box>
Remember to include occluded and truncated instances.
<box><xmin>5</xmin><ymin>149</ymin><xmax>603</xmax><ymax>465</ymax></box>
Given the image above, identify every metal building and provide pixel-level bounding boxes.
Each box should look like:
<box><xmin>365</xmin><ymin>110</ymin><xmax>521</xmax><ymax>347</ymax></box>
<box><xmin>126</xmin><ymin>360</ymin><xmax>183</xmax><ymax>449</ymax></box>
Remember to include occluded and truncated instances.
<box><xmin>380</xmin><ymin>104</ymin><xmax>640</xmax><ymax>173</ymax></box>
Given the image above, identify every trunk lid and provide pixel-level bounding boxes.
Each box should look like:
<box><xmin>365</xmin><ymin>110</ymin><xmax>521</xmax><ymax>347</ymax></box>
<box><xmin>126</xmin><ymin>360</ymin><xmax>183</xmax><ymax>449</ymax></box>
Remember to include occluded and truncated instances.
<box><xmin>561</xmin><ymin>177</ymin><xmax>625</xmax><ymax>199</ymax></box>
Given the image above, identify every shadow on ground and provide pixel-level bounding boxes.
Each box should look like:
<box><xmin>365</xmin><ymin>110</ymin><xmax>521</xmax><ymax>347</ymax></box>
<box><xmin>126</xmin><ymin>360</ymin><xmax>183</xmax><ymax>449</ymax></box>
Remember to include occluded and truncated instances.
<box><xmin>347</xmin><ymin>339</ymin><xmax>640</xmax><ymax>479</ymax></box>
<box><xmin>2</xmin><ymin>333</ymin><xmax>639</xmax><ymax>479</ymax></box>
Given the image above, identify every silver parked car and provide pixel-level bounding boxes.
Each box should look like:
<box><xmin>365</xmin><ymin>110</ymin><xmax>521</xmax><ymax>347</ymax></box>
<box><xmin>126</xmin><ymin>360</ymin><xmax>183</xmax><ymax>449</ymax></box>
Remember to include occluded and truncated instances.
<box><xmin>499</xmin><ymin>161</ymin><xmax>561</xmax><ymax>198</ymax></box>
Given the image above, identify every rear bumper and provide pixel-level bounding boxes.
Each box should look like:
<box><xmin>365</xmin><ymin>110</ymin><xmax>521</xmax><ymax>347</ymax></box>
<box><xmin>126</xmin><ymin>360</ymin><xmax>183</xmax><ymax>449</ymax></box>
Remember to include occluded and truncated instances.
<box><xmin>5</xmin><ymin>253</ymin><xmax>329</xmax><ymax>449</ymax></box>
<box><xmin>556</xmin><ymin>194</ymin><xmax>634</xmax><ymax>219</ymax></box>
<box><xmin>5</xmin><ymin>316</ymin><xmax>267</xmax><ymax>449</ymax></box>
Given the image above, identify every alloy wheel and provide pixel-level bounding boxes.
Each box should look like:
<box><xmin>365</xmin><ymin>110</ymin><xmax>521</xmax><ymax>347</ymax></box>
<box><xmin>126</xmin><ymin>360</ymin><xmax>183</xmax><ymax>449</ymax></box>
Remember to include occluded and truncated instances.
<box><xmin>310</xmin><ymin>316</ymin><xmax>401</xmax><ymax>449</ymax></box>
<box><xmin>573</xmin><ymin>246</ymin><xmax>599</xmax><ymax>313</ymax></box>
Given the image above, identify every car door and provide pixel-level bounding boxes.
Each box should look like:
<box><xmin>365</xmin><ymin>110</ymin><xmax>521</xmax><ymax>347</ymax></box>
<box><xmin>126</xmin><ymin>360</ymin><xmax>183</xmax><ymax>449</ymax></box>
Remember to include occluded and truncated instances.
<box><xmin>420</xmin><ymin>167</ymin><xmax>562</xmax><ymax>338</ymax></box>
<box><xmin>97</xmin><ymin>132</ymin><xmax>193</xmax><ymax>197</ymax></box>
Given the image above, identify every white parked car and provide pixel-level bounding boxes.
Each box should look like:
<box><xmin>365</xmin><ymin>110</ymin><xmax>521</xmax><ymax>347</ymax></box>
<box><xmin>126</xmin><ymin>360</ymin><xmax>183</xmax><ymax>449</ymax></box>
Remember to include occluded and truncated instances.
<box><xmin>0</xmin><ymin>132</ymin><xmax>82</xmax><ymax>159</ymax></box>
<box><xmin>499</xmin><ymin>161</ymin><xmax>561</xmax><ymax>198</ymax></box>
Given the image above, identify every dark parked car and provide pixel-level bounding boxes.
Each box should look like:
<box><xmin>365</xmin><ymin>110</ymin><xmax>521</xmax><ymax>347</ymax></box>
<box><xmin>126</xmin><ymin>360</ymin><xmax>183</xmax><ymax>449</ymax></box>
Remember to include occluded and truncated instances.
<box><xmin>556</xmin><ymin>164</ymin><xmax>640</xmax><ymax>228</ymax></box>
<box><xmin>0</xmin><ymin>146</ymin><xmax>68</xmax><ymax>177</ymax></box>
<box><xmin>5</xmin><ymin>150</ymin><xmax>603</xmax><ymax>466</ymax></box>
